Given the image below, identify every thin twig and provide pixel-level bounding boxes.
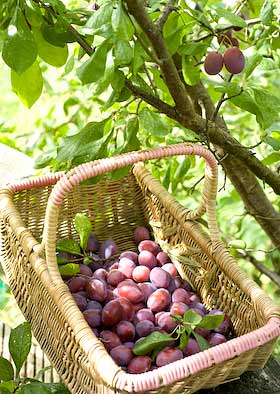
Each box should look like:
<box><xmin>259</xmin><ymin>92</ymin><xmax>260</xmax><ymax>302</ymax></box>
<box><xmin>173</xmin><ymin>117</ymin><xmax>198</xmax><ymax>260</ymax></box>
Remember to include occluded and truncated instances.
<box><xmin>247</xmin><ymin>140</ymin><xmax>263</xmax><ymax>149</ymax></box>
<box><xmin>156</xmin><ymin>0</ymin><xmax>177</xmax><ymax>30</ymax></box>
<box><xmin>235</xmin><ymin>248</ymin><xmax>280</xmax><ymax>288</ymax></box>
<box><xmin>34</xmin><ymin>0</ymin><xmax>94</xmax><ymax>56</ymax></box>
<box><xmin>124</xmin><ymin>79</ymin><xmax>177</xmax><ymax>119</ymax></box>
<box><xmin>211</xmin><ymin>74</ymin><xmax>234</xmax><ymax>121</ymax></box>
<box><xmin>194</xmin><ymin>18</ymin><xmax>262</xmax><ymax>42</ymax></box>
<box><xmin>144</xmin><ymin>64</ymin><xmax>158</xmax><ymax>97</ymax></box>
<box><xmin>219</xmin><ymin>170</ymin><xmax>227</xmax><ymax>192</ymax></box>
<box><xmin>190</xmin><ymin>175</ymin><xmax>205</xmax><ymax>193</ymax></box>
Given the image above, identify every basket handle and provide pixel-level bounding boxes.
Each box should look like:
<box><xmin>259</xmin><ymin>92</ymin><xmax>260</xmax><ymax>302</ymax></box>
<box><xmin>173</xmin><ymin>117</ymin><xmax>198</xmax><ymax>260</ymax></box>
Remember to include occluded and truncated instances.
<box><xmin>39</xmin><ymin>143</ymin><xmax>219</xmax><ymax>283</ymax></box>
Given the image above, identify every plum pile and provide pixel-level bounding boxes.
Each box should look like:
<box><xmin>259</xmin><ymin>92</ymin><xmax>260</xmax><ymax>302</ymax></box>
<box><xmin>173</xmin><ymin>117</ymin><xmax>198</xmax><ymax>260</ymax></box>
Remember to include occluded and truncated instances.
<box><xmin>59</xmin><ymin>224</ymin><xmax>233</xmax><ymax>373</ymax></box>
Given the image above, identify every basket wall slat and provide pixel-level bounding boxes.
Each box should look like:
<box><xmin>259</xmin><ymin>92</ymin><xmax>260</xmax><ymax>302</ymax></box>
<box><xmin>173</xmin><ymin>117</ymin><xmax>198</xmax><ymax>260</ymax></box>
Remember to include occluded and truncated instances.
<box><xmin>1</xmin><ymin>169</ymin><xmax>279</xmax><ymax>394</ymax></box>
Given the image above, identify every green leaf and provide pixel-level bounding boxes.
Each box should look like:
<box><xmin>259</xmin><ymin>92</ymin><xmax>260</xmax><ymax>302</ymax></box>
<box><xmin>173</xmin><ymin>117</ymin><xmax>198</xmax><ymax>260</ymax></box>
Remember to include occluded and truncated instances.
<box><xmin>252</xmin><ymin>88</ymin><xmax>280</xmax><ymax>129</ymax></box>
<box><xmin>41</xmin><ymin>24</ymin><xmax>75</xmax><ymax>47</ymax></box>
<box><xmin>33</xmin><ymin>29</ymin><xmax>68</xmax><ymax>67</ymax></box>
<box><xmin>193</xmin><ymin>332</ymin><xmax>210</xmax><ymax>351</ymax></box>
<box><xmin>214</xmin><ymin>82</ymin><xmax>241</xmax><ymax>96</ymax></box>
<box><xmin>198</xmin><ymin>314</ymin><xmax>224</xmax><ymax>330</ymax></box>
<box><xmin>21</xmin><ymin>382</ymin><xmax>52</xmax><ymax>394</ymax></box>
<box><xmin>214</xmin><ymin>6</ymin><xmax>247</xmax><ymax>28</ymax></box>
<box><xmin>183</xmin><ymin>310</ymin><xmax>202</xmax><ymax>325</ymax></box>
<box><xmin>45</xmin><ymin>0</ymin><xmax>65</xmax><ymax>13</ymax></box>
<box><xmin>42</xmin><ymin>383</ymin><xmax>70</xmax><ymax>394</ymax></box>
<box><xmin>139</xmin><ymin>108</ymin><xmax>171</xmax><ymax>136</ymax></box>
<box><xmin>179</xmin><ymin>42</ymin><xmax>209</xmax><ymax>56</ymax></box>
<box><xmin>77</xmin><ymin>41</ymin><xmax>111</xmax><ymax>85</ymax></box>
<box><xmin>265</xmin><ymin>136</ymin><xmax>280</xmax><ymax>151</ymax></box>
<box><xmin>132</xmin><ymin>331</ymin><xmax>173</xmax><ymax>356</ymax></box>
<box><xmin>111</xmin><ymin>70</ymin><xmax>125</xmax><ymax>92</ymax></box>
<box><xmin>245</xmin><ymin>53</ymin><xmax>263</xmax><ymax>78</ymax></box>
<box><xmin>124</xmin><ymin>117</ymin><xmax>140</xmax><ymax>152</ymax></box>
<box><xmin>93</xmin><ymin>48</ymin><xmax>115</xmax><ymax>95</ymax></box>
<box><xmin>0</xmin><ymin>381</ymin><xmax>17</xmax><ymax>393</ymax></box>
<box><xmin>179</xmin><ymin>331</ymin><xmax>189</xmax><ymax>350</ymax></box>
<box><xmin>228</xmin><ymin>239</ymin><xmax>247</xmax><ymax>249</ymax></box>
<box><xmin>24</xmin><ymin>2</ymin><xmax>43</xmax><ymax>28</ymax></box>
<box><xmin>114</xmin><ymin>40</ymin><xmax>133</xmax><ymax>66</ymax></box>
<box><xmin>230</xmin><ymin>91</ymin><xmax>261</xmax><ymax>117</ymax></box>
<box><xmin>71</xmin><ymin>129</ymin><xmax>114</xmax><ymax>165</ymax></box>
<box><xmin>163</xmin><ymin>13</ymin><xmax>185</xmax><ymax>55</ymax></box>
<box><xmin>63</xmin><ymin>54</ymin><xmax>75</xmax><ymax>76</ymax></box>
<box><xmin>86</xmin><ymin>5</ymin><xmax>113</xmax><ymax>31</ymax></box>
<box><xmin>261</xmin><ymin>152</ymin><xmax>280</xmax><ymax>165</ymax></box>
<box><xmin>172</xmin><ymin>158</ymin><xmax>191</xmax><ymax>192</ymax></box>
<box><xmin>129</xmin><ymin>75</ymin><xmax>154</xmax><ymax>96</ymax></box>
<box><xmin>132</xmin><ymin>40</ymin><xmax>146</xmax><ymax>74</ymax></box>
<box><xmin>9</xmin><ymin>322</ymin><xmax>32</xmax><ymax>377</ymax></box>
<box><xmin>59</xmin><ymin>263</ymin><xmax>80</xmax><ymax>277</ymax></box>
<box><xmin>162</xmin><ymin>164</ymin><xmax>171</xmax><ymax>190</ymax></box>
<box><xmin>112</xmin><ymin>0</ymin><xmax>134</xmax><ymax>41</ymax></box>
<box><xmin>272</xmin><ymin>36</ymin><xmax>280</xmax><ymax>51</ymax></box>
<box><xmin>34</xmin><ymin>150</ymin><xmax>56</xmax><ymax>169</ymax></box>
<box><xmin>2</xmin><ymin>8</ymin><xmax>38</xmax><ymax>74</ymax></box>
<box><xmin>0</xmin><ymin>357</ymin><xmax>14</xmax><ymax>381</ymax></box>
<box><xmin>56</xmin><ymin>118</ymin><xmax>109</xmax><ymax>163</ymax></box>
<box><xmin>182</xmin><ymin>56</ymin><xmax>200</xmax><ymax>86</ymax></box>
<box><xmin>11</xmin><ymin>61</ymin><xmax>43</xmax><ymax>108</ymax></box>
<box><xmin>260</xmin><ymin>0</ymin><xmax>274</xmax><ymax>25</ymax></box>
<box><xmin>56</xmin><ymin>239</ymin><xmax>82</xmax><ymax>256</ymax></box>
<box><xmin>74</xmin><ymin>213</ymin><xmax>92</xmax><ymax>251</ymax></box>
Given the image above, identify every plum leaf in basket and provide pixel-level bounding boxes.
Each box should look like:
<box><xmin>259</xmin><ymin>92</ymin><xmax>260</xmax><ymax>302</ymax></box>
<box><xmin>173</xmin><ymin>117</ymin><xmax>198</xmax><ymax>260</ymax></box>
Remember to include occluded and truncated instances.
<box><xmin>0</xmin><ymin>356</ymin><xmax>14</xmax><ymax>381</ymax></box>
<box><xmin>197</xmin><ymin>314</ymin><xmax>224</xmax><ymax>330</ymax></box>
<box><xmin>183</xmin><ymin>310</ymin><xmax>202</xmax><ymax>326</ymax></box>
<box><xmin>8</xmin><ymin>322</ymin><xmax>32</xmax><ymax>377</ymax></box>
<box><xmin>193</xmin><ymin>331</ymin><xmax>211</xmax><ymax>352</ymax></box>
<box><xmin>59</xmin><ymin>263</ymin><xmax>80</xmax><ymax>276</ymax></box>
<box><xmin>133</xmin><ymin>331</ymin><xmax>174</xmax><ymax>356</ymax></box>
<box><xmin>179</xmin><ymin>331</ymin><xmax>189</xmax><ymax>350</ymax></box>
<box><xmin>74</xmin><ymin>213</ymin><xmax>92</xmax><ymax>251</ymax></box>
<box><xmin>57</xmin><ymin>239</ymin><xmax>82</xmax><ymax>256</ymax></box>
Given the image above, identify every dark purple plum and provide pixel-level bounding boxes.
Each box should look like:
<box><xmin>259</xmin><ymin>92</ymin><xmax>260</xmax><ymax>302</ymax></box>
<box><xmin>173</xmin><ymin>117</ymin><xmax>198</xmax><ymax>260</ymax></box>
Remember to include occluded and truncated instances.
<box><xmin>134</xmin><ymin>226</ymin><xmax>150</xmax><ymax>244</ymax></box>
<box><xmin>128</xmin><ymin>356</ymin><xmax>152</xmax><ymax>373</ymax></box>
<box><xmin>156</xmin><ymin>347</ymin><xmax>183</xmax><ymax>367</ymax></box>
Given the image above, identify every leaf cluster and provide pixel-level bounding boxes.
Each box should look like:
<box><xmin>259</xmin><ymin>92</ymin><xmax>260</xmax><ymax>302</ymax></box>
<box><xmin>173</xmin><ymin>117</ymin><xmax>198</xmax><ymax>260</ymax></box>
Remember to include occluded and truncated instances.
<box><xmin>133</xmin><ymin>309</ymin><xmax>224</xmax><ymax>359</ymax></box>
<box><xmin>0</xmin><ymin>322</ymin><xmax>69</xmax><ymax>393</ymax></box>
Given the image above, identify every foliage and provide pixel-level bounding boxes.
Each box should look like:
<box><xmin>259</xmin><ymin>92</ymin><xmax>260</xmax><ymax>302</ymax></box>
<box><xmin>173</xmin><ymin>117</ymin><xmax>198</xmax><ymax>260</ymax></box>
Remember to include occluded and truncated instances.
<box><xmin>0</xmin><ymin>322</ymin><xmax>69</xmax><ymax>393</ymax></box>
<box><xmin>0</xmin><ymin>0</ymin><xmax>280</xmax><ymax>355</ymax></box>
<box><xmin>133</xmin><ymin>309</ymin><xmax>224</xmax><ymax>358</ymax></box>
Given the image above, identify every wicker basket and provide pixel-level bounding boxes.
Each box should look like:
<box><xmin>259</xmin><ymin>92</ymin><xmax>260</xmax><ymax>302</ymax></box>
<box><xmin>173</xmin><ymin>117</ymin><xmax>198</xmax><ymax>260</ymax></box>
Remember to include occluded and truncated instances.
<box><xmin>0</xmin><ymin>143</ymin><xmax>279</xmax><ymax>394</ymax></box>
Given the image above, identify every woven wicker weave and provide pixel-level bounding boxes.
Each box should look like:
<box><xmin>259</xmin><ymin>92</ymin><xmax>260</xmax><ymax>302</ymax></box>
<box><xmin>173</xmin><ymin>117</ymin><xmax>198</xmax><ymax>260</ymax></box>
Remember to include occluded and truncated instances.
<box><xmin>0</xmin><ymin>143</ymin><xmax>279</xmax><ymax>394</ymax></box>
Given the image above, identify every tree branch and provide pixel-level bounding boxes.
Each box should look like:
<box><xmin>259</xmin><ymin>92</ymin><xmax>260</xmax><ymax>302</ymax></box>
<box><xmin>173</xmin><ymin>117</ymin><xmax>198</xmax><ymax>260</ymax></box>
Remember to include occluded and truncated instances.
<box><xmin>156</xmin><ymin>0</ymin><xmax>177</xmax><ymax>31</ymax></box>
<box><xmin>125</xmin><ymin>79</ymin><xmax>177</xmax><ymax>118</ymax></box>
<box><xmin>124</xmin><ymin>0</ymin><xmax>195</xmax><ymax>117</ymax></box>
<box><xmin>236</xmin><ymin>248</ymin><xmax>280</xmax><ymax>288</ymax></box>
